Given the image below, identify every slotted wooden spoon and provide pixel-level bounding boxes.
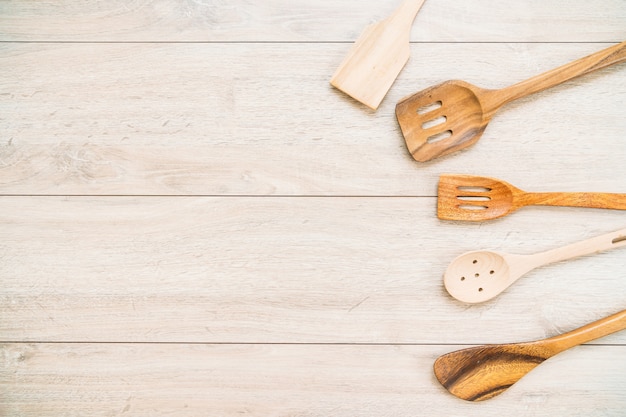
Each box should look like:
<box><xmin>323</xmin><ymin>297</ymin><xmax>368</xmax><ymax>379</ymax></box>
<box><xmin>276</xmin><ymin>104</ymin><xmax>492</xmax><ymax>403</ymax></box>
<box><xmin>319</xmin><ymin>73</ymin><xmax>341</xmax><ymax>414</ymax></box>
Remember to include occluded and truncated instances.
<box><xmin>437</xmin><ymin>174</ymin><xmax>626</xmax><ymax>221</ymax></box>
<box><xmin>396</xmin><ymin>41</ymin><xmax>626</xmax><ymax>161</ymax></box>
<box><xmin>330</xmin><ymin>0</ymin><xmax>427</xmax><ymax>110</ymax></box>
<box><xmin>444</xmin><ymin>228</ymin><xmax>626</xmax><ymax>304</ymax></box>
<box><xmin>434</xmin><ymin>309</ymin><xmax>626</xmax><ymax>401</ymax></box>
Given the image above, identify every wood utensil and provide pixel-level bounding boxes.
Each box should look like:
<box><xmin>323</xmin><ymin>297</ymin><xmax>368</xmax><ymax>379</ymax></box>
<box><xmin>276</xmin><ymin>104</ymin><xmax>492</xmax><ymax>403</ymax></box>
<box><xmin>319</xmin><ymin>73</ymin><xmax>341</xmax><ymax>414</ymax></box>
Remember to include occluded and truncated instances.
<box><xmin>396</xmin><ymin>41</ymin><xmax>626</xmax><ymax>161</ymax></box>
<box><xmin>443</xmin><ymin>228</ymin><xmax>626</xmax><ymax>304</ymax></box>
<box><xmin>434</xmin><ymin>309</ymin><xmax>626</xmax><ymax>401</ymax></box>
<box><xmin>330</xmin><ymin>0</ymin><xmax>427</xmax><ymax>110</ymax></box>
<box><xmin>437</xmin><ymin>174</ymin><xmax>626</xmax><ymax>221</ymax></box>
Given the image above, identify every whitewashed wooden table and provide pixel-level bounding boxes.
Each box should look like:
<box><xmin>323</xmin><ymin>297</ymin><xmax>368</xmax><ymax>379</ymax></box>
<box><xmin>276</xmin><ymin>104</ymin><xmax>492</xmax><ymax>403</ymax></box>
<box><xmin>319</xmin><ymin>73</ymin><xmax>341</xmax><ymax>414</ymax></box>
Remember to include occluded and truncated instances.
<box><xmin>1</xmin><ymin>1</ymin><xmax>625</xmax><ymax>415</ymax></box>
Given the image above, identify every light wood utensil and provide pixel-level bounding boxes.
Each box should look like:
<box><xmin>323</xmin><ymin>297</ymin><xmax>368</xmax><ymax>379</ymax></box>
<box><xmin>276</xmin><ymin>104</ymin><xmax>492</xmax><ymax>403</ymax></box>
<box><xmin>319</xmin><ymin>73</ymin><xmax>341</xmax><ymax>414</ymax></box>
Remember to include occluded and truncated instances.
<box><xmin>434</xmin><ymin>309</ymin><xmax>626</xmax><ymax>401</ymax></box>
<box><xmin>444</xmin><ymin>228</ymin><xmax>626</xmax><ymax>304</ymax></box>
<box><xmin>396</xmin><ymin>41</ymin><xmax>626</xmax><ymax>161</ymax></box>
<box><xmin>437</xmin><ymin>174</ymin><xmax>626</xmax><ymax>221</ymax></box>
<box><xmin>330</xmin><ymin>0</ymin><xmax>427</xmax><ymax>110</ymax></box>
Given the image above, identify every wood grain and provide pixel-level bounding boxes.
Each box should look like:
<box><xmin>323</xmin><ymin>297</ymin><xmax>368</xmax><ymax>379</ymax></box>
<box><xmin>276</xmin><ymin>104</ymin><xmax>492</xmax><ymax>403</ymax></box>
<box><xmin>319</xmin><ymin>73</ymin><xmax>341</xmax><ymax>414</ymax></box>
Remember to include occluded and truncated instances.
<box><xmin>1</xmin><ymin>0</ymin><xmax>625</xmax><ymax>414</ymax></box>
<box><xmin>1</xmin><ymin>196</ymin><xmax>625</xmax><ymax>344</ymax></box>
<box><xmin>1</xmin><ymin>0</ymin><xmax>624</xmax><ymax>42</ymax></box>
<box><xmin>1</xmin><ymin>43</ymin><xmax>625</xmax><ymax>195</ymax></box>
<box><xmin>2</xmin><ymin>343</ymin><xmax>626</xmax><ymax>416</ymax></box>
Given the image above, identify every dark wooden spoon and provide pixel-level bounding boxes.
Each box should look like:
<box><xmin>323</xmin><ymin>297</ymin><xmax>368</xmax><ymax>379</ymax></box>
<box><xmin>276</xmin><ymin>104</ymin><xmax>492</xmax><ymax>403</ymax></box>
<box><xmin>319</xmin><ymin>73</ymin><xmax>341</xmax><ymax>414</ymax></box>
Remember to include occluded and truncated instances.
<box><xmin>434</xmin><ymin>309</ymin><xmax>626</xmax><ymax>401</ymax></box>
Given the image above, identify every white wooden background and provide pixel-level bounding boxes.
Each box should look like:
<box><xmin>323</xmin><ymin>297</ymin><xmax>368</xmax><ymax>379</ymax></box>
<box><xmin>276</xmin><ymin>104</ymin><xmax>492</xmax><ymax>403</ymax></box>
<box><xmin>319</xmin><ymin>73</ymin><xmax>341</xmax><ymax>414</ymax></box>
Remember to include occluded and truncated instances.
<box><xmin>1</xmin><ymin>1</ymin><xmax>625</xmax><ymax>415</ymax></box>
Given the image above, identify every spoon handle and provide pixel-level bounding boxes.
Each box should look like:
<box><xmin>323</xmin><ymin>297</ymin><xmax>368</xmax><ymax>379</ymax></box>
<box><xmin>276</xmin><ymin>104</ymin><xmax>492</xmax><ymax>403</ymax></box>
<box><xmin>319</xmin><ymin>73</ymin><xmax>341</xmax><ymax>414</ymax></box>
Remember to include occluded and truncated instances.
<box><xmin>530</xmin><ymin>228</ymin><xmax>626</xmax><ymax>267</ymax></box>
<box><xmin>485</xmin><ymin>41</ymin><xmax>626</xmax><ymax>111</ymax></box>
<box><xmin>542</xmin><ymin>309</ymin><xmax>626</xmax><ymax>354</ymax></box>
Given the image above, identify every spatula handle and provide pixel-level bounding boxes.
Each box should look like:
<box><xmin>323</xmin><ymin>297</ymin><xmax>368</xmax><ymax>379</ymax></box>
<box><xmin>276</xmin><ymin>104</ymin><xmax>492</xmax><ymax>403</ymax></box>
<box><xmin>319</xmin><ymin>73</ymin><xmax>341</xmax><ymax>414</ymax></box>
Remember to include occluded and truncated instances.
<box><xmin>544</xmin><ymin>309</ymin><xmax>626</xmax><ymax>353</ymax></box>
<box><xmin>390</xmin><ymin>0</ymin><xmax>427</xmax><ymax>28</ymax></box>
<box><xmin>530</xmin><ymin>227</ymin><xmax>626</xmax><ymax>267</ymax></box>
<box><xmin>521</xmin><ymin>192</ymin><xmax>626</xmax><ymax>210</ymax></box>
<box><xmin>487</xmin><ymin>41</ymin><xmax>626</xmax><ymax>109</ymax></box>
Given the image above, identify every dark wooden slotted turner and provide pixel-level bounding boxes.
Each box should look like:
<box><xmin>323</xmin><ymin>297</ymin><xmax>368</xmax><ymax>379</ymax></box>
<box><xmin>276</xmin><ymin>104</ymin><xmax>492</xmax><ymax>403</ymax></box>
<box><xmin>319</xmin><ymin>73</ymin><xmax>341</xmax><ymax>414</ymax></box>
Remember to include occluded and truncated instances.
<box><xmin>396</xmin><ymin>41</ymin><xmax>626</xmax><ymax>162</ymax></box>
<box><xmin>437</xmin><ymin>174</ymin><xmax>626</xmax><ymax>221</ymax></box>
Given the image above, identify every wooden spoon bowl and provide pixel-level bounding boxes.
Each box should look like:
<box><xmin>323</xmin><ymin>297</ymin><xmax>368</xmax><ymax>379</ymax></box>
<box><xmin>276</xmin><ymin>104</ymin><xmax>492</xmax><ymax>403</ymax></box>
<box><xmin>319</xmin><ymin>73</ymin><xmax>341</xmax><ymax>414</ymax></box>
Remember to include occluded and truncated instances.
<box><xmin>443</xmin><ymin>251</ymin><xmax>512</xmax><ymax>304</ymax></box>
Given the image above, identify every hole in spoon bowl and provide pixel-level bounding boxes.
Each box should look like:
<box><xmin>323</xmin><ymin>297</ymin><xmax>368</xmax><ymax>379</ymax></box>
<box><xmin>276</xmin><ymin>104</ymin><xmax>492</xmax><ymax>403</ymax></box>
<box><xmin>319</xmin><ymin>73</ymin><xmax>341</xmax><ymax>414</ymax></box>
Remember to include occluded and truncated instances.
<box><xmin>612</xmin><ymin>236</ymin><xmax>626</xmax><ymax>244</ymax></box>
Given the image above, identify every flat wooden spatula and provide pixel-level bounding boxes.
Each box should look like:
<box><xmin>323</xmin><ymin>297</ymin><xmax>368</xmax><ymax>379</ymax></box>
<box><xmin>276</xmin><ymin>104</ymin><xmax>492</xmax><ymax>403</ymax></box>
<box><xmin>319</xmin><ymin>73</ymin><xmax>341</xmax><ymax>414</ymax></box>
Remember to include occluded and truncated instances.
<box><xmin>330</xmin><ymin>0</ymin><xmax>427</xmax><ymax>110</ymax></box>
<box><xmin>434</xmin><ymin>309</ymin><xmax>626</xmax><ymax>401</ymax></box>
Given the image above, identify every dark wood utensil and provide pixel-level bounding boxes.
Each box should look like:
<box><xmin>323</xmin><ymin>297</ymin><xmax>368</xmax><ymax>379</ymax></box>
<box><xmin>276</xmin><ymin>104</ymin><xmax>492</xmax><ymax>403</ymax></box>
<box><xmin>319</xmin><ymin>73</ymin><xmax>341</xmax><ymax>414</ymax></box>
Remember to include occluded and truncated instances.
<box><xmin>437</xmin><ymin>174</ymin><xmax>626</xmax><ymax>221</ymax></box>
<box><xmin>396</xmin><ymin>41</ymin><xmax>626</xmax><ymax>161</ymax></box>
<box><xmin>434</xmin><ymin>309</ymin><xmax>626</xmax><ymax>401</ymax></box>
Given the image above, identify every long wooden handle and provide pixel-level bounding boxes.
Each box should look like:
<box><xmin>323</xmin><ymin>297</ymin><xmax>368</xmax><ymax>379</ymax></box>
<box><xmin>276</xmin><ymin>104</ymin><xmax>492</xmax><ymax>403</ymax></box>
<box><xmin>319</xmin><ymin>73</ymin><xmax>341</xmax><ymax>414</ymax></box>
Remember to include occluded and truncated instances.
<box><xmin>484</xmin><ymin>41</ymin><xmax>626</xmax><ymax>110</ymax></box>
<box><xmin>518</xmin><ymin>191</ymin><xmax>626</xmax><ymax>210</ymax></box>
<box><xmin>543</xmin><ymin>309</ymin><xmax>626</xmax><ymax>354</ymax></box>
<box><xmin>530</xmin><ymin>227</ymin><xmax>626</xmax><ymax>264</ymax></box>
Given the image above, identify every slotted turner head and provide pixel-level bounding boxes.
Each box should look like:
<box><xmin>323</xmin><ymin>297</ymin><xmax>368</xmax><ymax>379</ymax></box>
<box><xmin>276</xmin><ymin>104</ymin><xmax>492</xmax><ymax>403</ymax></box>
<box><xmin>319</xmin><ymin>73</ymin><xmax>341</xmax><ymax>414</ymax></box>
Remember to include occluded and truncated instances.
<box><xmin>396</xmin><ymin>81</ymin><xmax>488</xmax><ymax>162</ymax></box>
<box><xmin>437</xmin><ymin>174</ymin><xmax>519</xmax><ymax>221</ymax></box>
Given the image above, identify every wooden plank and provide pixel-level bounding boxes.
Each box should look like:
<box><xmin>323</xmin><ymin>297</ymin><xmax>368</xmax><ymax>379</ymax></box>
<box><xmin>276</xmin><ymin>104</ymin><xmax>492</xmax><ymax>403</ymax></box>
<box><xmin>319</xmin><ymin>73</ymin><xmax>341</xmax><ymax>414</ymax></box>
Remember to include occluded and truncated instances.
<box><xmin>1</xmin><ymin>42</ymin><xmax>625</xmax><ymax>195</ymax></box>
<box><xmin>0</xmin><ymin>0</ymin><xmax>624</xmax><ymax>42</ymax></box>
<box><xmin>2</xmin><ymin>2</ymin><xmax>624</xmax><ymax>416</ymax></box>
<box><xmin>1</xmin><ymin>343</ymin><xmax>625</xmax><ymax>416</ymax></box>
<box><xmin>1</xmin><ymin>196</ymin><xmax>625</xmax><ymax>343</ymax></box>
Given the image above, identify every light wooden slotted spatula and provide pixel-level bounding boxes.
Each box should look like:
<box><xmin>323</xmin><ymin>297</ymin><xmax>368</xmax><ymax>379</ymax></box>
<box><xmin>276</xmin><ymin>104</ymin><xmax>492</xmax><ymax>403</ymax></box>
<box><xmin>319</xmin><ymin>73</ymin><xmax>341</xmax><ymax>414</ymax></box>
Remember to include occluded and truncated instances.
<box><xmin>434</xmin><ymin>309</ymin><xmax>626</xmax><ymax>401</ymax></box>
<box><xmin>330</xmin><ymin>0</ymin><xmax>427</xmax><ymax>110</ymax></box>
<box><xmin>437</xmin><ymin>174</ymin><xmax>626</xmax><ymax>221</ymax></box>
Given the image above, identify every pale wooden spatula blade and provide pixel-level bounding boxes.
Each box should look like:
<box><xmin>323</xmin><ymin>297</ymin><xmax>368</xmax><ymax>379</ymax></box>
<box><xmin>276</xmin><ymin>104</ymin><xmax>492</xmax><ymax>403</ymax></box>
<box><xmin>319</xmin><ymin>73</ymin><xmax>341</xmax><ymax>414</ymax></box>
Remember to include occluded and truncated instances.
<box><xmin>331</xmin><ymin>0</ymin><xmax>427</xmax><ymax>110</ymax></box>
<box><xmin>331</xmin><ymin>22</ymin><xmax>411</xmax><ymax>110</ymax></box>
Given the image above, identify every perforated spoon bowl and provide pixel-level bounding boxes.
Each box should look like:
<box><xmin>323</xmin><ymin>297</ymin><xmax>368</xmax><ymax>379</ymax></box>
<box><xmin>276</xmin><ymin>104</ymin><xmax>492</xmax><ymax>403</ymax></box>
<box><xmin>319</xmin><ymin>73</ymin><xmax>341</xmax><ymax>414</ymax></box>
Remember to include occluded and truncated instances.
<box><xmin>444</xmin><ymin>228</ymin><xmax>626</xmax><ymax>303</ymax></box>
<box><xmin>396</xmin><ymin>41</ymin><xmax>626</xmax><ymax>161</ymax></box>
